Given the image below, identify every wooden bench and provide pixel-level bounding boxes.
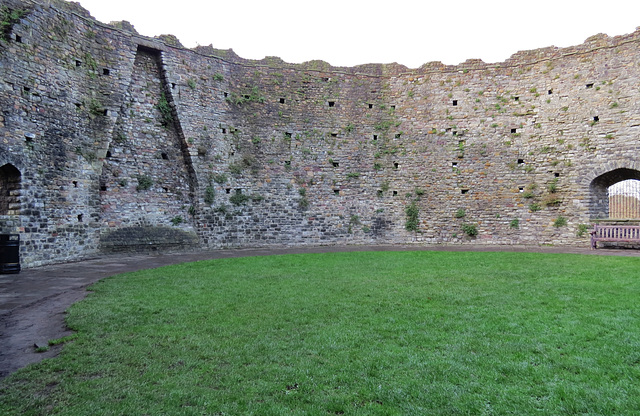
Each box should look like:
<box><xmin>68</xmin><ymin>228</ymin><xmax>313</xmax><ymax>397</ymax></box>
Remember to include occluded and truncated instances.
<box><xmin>590</xmin><ymin>224</ymin><xmax>640</xmax><ymax>249</ymax></box>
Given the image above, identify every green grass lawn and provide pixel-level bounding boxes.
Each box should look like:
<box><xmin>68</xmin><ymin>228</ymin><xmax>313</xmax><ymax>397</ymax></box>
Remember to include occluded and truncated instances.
<box><xmin>2</xmin><ymin>251</ymin><xmax>640</xmax><ymax>415</ymax></box>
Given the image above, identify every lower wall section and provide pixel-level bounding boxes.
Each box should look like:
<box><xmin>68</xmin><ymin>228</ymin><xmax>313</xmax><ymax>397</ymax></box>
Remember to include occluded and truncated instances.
<box><xmin>100</xmin><ymin>226</ymin><xmax>199</xmax><ymax>253</ymax></box>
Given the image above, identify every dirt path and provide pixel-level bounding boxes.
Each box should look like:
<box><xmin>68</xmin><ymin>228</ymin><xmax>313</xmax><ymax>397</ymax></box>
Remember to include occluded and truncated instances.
<box><xmin>1</xmin><ymin>244</ymin><xmax>638</xmax><ymax>379</ymax></box>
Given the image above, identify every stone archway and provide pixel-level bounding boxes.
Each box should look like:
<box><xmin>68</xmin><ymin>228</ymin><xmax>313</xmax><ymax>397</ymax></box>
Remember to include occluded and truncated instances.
<box><xmin>0</xmin><ymin>164</ymin><xmax>21</xmax><ymax>216</ymax></box>
<box><xmin>589</xmin><ymin>168</ymin><xmax>640</xmax><ymax>219</ymax></box>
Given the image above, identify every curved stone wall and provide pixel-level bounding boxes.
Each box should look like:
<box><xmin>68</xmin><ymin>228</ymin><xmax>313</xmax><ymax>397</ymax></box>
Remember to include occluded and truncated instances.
<box><xmin>2</xmin><ymin>0</ymin><xmax>640</xmax><ymax>266</ymax></box>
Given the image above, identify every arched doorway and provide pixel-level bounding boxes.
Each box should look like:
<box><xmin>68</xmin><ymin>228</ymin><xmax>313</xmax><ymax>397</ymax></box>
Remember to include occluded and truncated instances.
<box><xmin>590</xmin><ymin>168</ymin><xmax>640</xmax><ymax>219</ymax></box>
<box><xmin>0</xmin><ymin>164</ymin><xmax>21</xmax><ymax>216</ymax></box>
<box><xmin>608</xmin><ymin>179</ymin><xmax>640</xmax><ymax>219</ymax></box>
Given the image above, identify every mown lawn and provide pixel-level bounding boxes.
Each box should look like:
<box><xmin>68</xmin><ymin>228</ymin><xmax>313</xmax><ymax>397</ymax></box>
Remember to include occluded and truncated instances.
<box><xmin>1</xmin><ymin>251</ymin><xmax>640</xmax><ymax>415</ymax></box>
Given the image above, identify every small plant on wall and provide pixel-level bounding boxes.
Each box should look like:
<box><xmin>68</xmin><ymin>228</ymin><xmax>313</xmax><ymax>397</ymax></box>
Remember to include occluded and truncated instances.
<box><xmin>462</xmin><ymin>223</ymin><xmax>478</xmax><ymax>237</ymax></box>
<box><xmin>229</xmin><ymin>193</ymin><xmax>249</xmax><ymax>206</ymax></box>
<box><xmin>212</xmin><ymin>173</ymin><xmax>227</xmax><ymax>184</ymax></box>
<box><xmin>136</xmin><ymin>175</ymin><xmax>153</xmax><ymax>192</ymax></box>
<box><xmin>204</xmin><ymin>186</ymin><xmax>215</xmax><ymax>205</ymax></box>
<box><xmin>405</xmin><ymin>201</ymin><xmax>419</xmax><ymax>231</ymax></box>
<box><xmin>553</xmin><ymin>216</ymin><xmax>567</xmax><ymax>227</ymax></box>
<box><xmin>0</xmin><ymin>6</ymin><xmax>26</xmax><ymax>41</ymax></box>
<box><xmin>576</xmin><ymin>224</ymin><xmax>589</xmax><ymax>237</ymax></box>
<box><xmin>298</xmin><ymin>188</ymin><xmax>309</xmax><ymax>210</ymax></box>
<box><xmin>156</xmin><ymin>93</ymin><xmax>174</xmax><ymax>128</ymax></box>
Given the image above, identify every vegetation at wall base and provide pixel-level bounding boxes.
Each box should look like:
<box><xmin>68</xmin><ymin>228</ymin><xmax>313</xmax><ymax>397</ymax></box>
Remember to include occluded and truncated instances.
<box><xmin>1</xmin><ymin>251</ymin><xmax>640</xmax><ymax>415</ymax></box>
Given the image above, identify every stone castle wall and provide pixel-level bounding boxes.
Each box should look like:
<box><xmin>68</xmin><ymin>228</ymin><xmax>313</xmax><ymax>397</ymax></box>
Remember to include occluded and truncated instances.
<box><xmin>1</xmin><ymin>0</ymin><xmax>640</xmax><ymax>267</ymax></box>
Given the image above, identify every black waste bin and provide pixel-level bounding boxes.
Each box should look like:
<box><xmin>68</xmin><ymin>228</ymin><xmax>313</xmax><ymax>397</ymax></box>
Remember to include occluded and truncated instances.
<box><xmin>0</xmin><ymin>234</ymin><xmax>20</xmax><ymax>274</ymax></box>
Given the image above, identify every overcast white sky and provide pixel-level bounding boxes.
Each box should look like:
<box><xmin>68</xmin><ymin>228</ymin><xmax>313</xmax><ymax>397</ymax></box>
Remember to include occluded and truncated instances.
<box><xmin>74</xmin><ymin>0</ymin><xmax>640</xmax><ymax>68</ymax></box>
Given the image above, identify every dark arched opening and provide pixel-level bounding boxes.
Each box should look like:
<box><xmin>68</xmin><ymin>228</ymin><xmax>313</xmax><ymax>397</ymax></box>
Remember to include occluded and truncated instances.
<box><xmin>590</xmin><ymin>168</ymin><xmax>640</xmax><ymax>219</ymax></box>
<box><xmin>0</xmin><ymin>164</ymin><xmax>21</xmax><ymax>215</ymax></box>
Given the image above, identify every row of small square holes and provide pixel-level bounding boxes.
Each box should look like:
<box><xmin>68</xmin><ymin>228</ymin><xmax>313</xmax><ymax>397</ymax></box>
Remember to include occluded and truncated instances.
<box><xmin>450</xmin><ymin>84</ymin><xmax>600</xmax><ymax>107</ymax></box>
<box><xmin>74</xmin><ymin>59</ymin><xmax>111</xmax><ymax>76</ymax></box>
<box><xmin>259</xmin><ymin>99</ymin><xmax>393</xmax><ymax>110</ymax></box>
<box><xmin>219</xmin><ymin>127</ymin><xmax>389</xmax><ymax>144</ymax></box>
<box><xmin>327</xmin><ymin>161</ymin><xmax>401</xmax><ymax>169</ymax></box>
<box><xmin>327</xmin><ymin>189</ymin><xmax>471</xmax><ymax>197</ymax></box>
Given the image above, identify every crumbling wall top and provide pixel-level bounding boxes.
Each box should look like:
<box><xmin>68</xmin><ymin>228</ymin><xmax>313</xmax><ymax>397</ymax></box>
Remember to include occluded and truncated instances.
<box><xmin>25</xmin><ymin>0</ymin><xmax>640</xmax><ymax>77</ymax></box>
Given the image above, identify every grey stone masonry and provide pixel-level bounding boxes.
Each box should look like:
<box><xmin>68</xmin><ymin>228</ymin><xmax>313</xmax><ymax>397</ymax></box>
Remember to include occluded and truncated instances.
<box><xmin>1</xmin><ymin>0</ymin><xmax>640</xmax><ymax>267</ymax></box>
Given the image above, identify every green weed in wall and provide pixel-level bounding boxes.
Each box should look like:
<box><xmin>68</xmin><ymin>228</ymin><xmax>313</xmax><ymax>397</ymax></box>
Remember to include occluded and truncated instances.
<box><xmin>156</xmin><ymin>93</ymin><xmax>174</xmax><ymax>128</ymax></box>
<box><xmin>0</xmin><ymin>6</ymin><xmax>26</xmax><ymax>41</ymax></box>
<box><xmin>204</xmin><ymin>186</ymin><xmax>215</xmax><ymax>205</ymax></box>
<box><xmin>405</xmin><ymin>201</ymin><xmax>419</xmax><ymax>232</ymax></box>
<box><xmin>136</xmin><ymin>175</ymin><xmax>153</xmax><ymax>192</ymax></box>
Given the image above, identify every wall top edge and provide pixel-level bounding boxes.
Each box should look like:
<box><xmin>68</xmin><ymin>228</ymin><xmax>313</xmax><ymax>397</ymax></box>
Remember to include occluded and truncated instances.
<box><xmin>23</xmin><ymin>0</ymin><xmax>640</xmax><ymax>77</ymax></box>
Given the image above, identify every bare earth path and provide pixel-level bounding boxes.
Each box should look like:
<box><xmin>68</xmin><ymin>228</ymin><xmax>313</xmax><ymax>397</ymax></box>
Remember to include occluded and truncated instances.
<box><xmin>1</xmin><ymin>244</ymin><xmax>638</xmax><ymax>379</ymax></box>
